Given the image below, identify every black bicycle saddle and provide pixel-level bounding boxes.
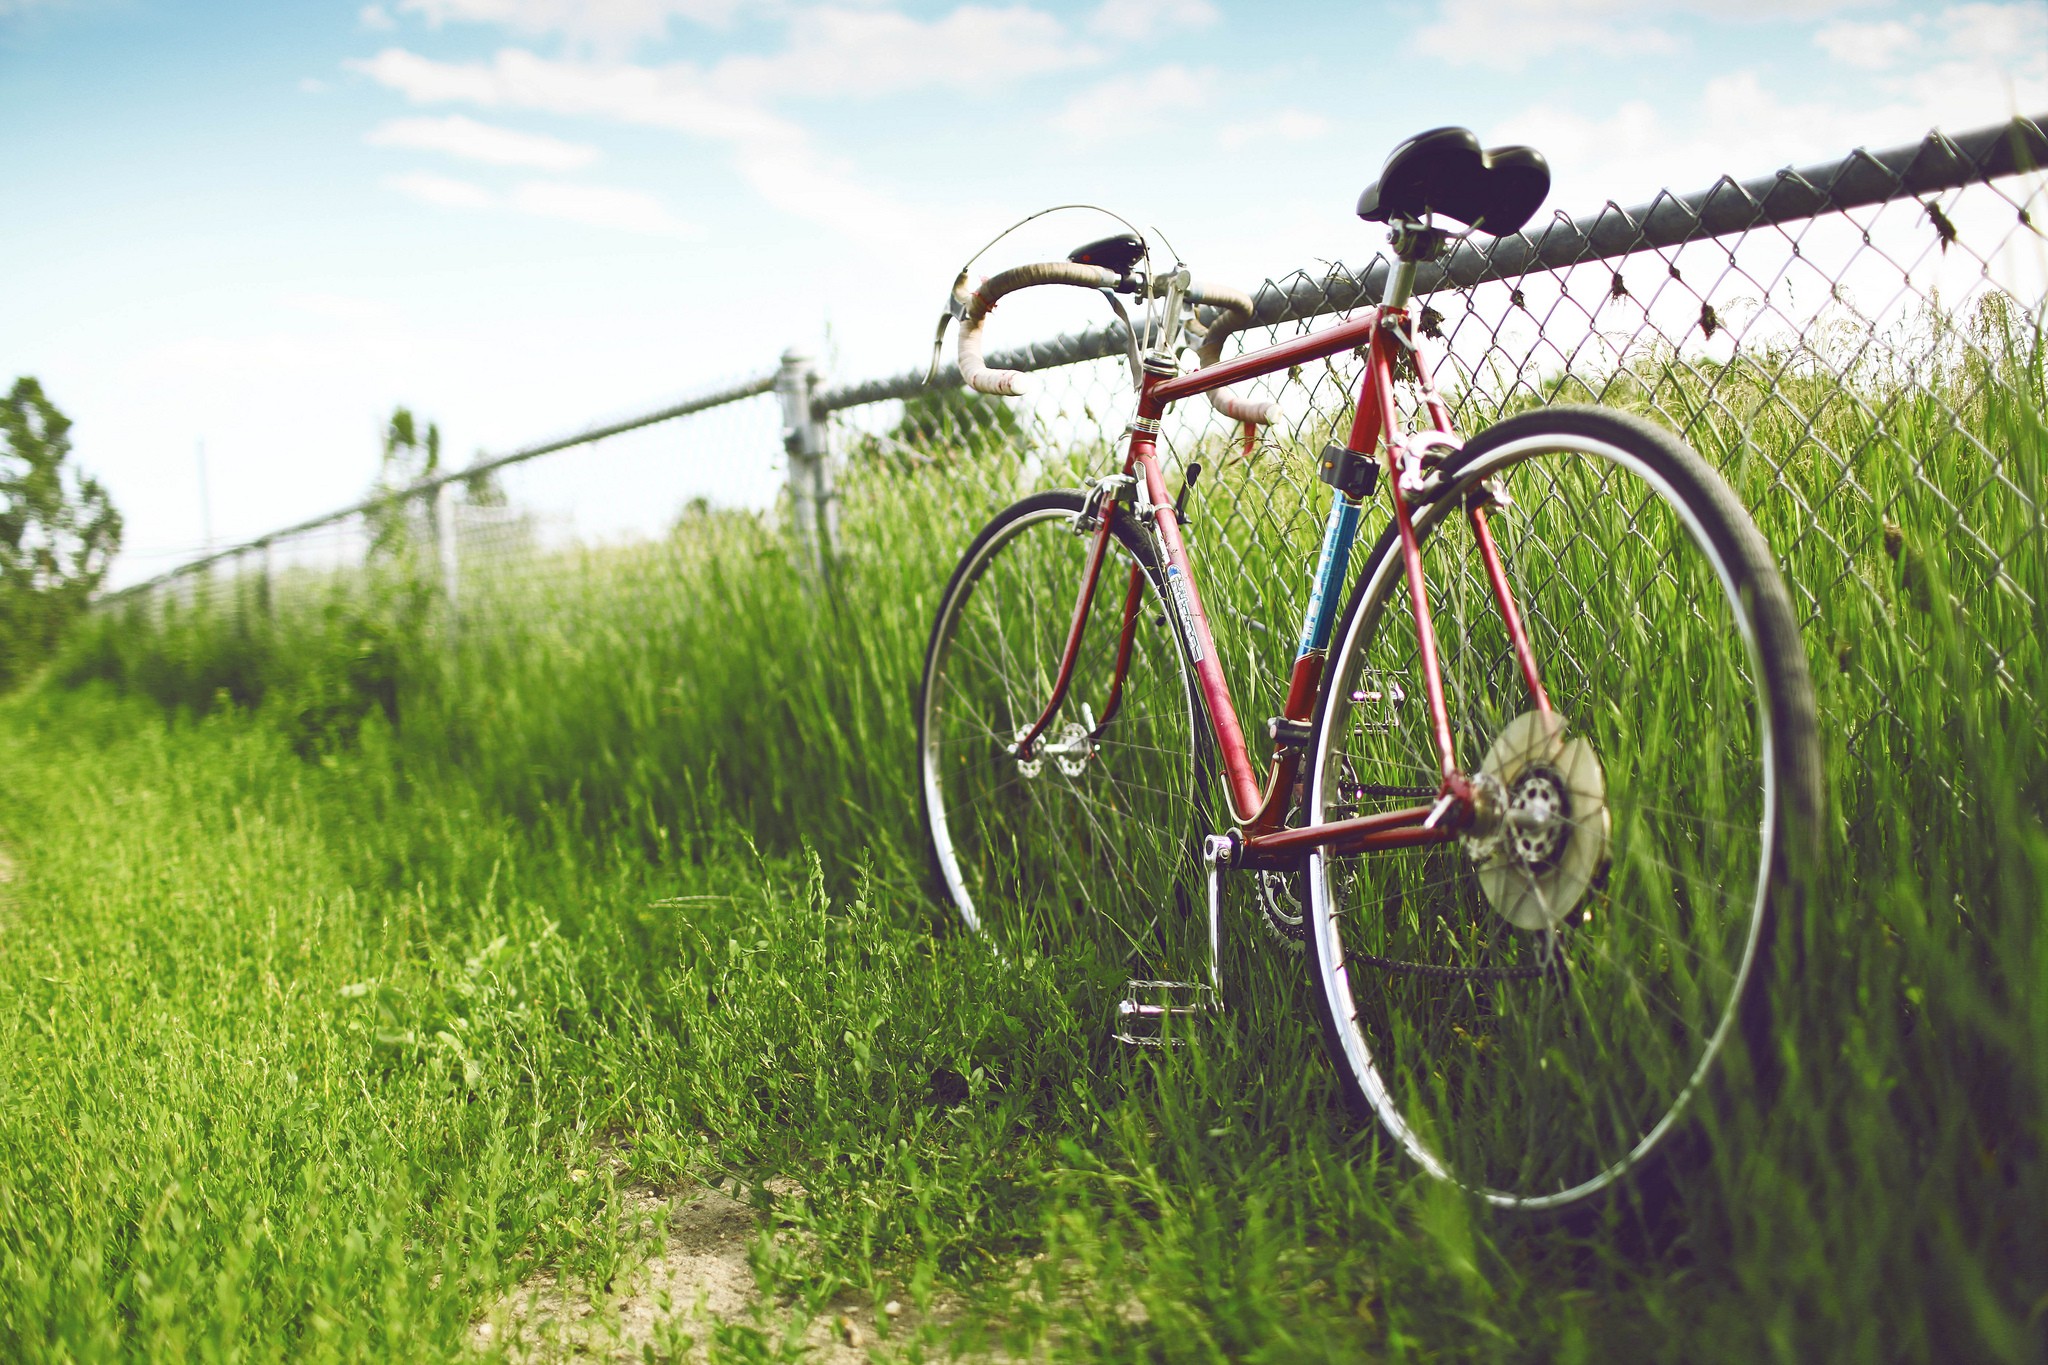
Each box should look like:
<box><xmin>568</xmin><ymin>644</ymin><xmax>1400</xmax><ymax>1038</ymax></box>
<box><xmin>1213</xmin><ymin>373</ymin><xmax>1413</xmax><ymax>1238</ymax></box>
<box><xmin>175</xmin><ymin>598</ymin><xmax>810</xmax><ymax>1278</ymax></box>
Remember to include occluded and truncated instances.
<box><xmin>1068</xmin><ymin>232</ymin><xmax>1147</xmax><ymax>276</ymax></box>
<box><xmin>1357</xmin><ymin>127</ymin><xmax>1550</xmax><ymax>237</ymax></box>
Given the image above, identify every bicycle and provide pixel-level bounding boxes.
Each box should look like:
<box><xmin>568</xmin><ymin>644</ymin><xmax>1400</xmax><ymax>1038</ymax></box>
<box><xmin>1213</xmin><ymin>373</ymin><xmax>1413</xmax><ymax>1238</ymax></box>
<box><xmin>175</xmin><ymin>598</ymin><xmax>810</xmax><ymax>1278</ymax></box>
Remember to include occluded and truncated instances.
<box><xmin>914</xmin><ymin>127</ymin><xmax>1823</xmax><ymax>1211</ymax></box>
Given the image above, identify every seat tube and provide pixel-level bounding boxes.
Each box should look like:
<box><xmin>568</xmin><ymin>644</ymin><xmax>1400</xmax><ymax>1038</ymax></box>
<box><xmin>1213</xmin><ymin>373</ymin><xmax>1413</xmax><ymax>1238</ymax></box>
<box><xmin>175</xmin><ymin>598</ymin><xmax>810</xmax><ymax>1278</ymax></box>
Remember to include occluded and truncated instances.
<box><xmin>1285</xmin><ymin>308</ymin><xmax>1384</xmax><ymax>703</ymax></box>
<box><xmin>1295</xmin><ymin>492</ymin><xmax>1364</xmax><ymax>666</ymax></box>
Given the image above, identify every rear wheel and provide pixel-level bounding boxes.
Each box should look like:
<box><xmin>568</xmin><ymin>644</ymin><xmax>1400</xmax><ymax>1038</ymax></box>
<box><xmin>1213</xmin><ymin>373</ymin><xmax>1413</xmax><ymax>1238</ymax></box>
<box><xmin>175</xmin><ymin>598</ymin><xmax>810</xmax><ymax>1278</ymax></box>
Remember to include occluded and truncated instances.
<box><xmin>918</xmin><ymin>490</ymin><xmax>1208</xmax><ymax>973</ymax></box>
<box><xmin>1303</xmin><ymin>406</ymin><xmax>1821</xmax><ymax>1210</ymax></box>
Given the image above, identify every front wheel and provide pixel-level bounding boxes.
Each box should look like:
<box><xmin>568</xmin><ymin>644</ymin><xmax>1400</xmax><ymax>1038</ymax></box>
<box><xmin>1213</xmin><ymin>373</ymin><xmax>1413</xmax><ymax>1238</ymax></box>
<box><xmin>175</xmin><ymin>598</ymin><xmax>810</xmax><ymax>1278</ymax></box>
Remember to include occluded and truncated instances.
<box><xmin>1302</xmin><ymin>406</ymin><xmax>1822</xmax><ymax>1211</ymax></box>
<box><xmin>917</xmin><ymin>490</ymin><xmax>1209</xmax><ymax>972</ymax></box>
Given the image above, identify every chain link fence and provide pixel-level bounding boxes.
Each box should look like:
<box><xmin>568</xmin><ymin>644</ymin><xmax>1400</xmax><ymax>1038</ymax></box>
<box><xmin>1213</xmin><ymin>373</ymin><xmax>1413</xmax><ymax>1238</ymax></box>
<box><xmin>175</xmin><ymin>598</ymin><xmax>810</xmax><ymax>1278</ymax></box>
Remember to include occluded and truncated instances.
<box><xmin>102</xmin><ymin>116</ymin><xmax>2045</xmax><ymax>756</ymax></box>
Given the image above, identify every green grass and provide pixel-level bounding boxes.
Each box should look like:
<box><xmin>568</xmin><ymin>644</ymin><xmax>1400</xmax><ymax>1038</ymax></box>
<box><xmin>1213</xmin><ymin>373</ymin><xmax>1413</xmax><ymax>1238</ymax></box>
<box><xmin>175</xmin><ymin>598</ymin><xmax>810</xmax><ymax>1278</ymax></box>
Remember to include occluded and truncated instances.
<box><xmin>10</xmin><ymin>303</ymin><xmax>2046</xmax><ymax>1361</ymax></box>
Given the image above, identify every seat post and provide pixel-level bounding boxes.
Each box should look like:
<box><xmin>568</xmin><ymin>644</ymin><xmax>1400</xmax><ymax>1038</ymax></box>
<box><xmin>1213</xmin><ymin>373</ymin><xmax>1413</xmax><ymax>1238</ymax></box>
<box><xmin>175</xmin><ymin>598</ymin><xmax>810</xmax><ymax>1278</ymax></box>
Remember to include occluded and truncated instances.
<box><xmin>1382</xmin><ymin>218</ymin><xmax>1450</xmax><ymax>310</ymax></box>
<box><xmin>1383</xmin><ymin>257</ymin><xmax>1419</xmax><ymax>311</ymax></box>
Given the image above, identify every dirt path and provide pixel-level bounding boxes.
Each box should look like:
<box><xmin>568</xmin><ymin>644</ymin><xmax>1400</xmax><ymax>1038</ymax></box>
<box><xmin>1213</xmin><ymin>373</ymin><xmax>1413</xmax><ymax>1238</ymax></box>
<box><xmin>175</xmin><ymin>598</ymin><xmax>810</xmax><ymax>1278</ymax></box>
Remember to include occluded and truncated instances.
<box><xmin>470</xmin><ymin>1178</ymin><xmax>941</xmax><ymax>1363</ymax></box>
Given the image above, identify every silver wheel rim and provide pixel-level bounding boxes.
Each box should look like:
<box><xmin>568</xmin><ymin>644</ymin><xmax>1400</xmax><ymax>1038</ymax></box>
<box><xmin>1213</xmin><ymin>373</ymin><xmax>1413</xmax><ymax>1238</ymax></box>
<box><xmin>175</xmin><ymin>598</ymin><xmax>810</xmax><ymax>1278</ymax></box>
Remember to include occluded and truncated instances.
<box><xmin>1307</xmin><ymin>433</ymin><xmax>1779</xmax><ymax>1210</ymax></box>
<box><xmin>922</xmin><ymin>502</ymin><xmax>1203</xmax><ymax>961</ymax></box>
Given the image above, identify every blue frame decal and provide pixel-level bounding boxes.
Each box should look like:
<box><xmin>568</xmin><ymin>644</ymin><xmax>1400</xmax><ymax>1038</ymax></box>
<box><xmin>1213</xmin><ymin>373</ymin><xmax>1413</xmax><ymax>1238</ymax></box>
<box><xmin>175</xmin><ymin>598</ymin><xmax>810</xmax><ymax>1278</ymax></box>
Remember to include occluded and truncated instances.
<box><xmin>1296</xmin><ymin>491</ymin><xmax>1362</xmax><ymax>659</ymax></box>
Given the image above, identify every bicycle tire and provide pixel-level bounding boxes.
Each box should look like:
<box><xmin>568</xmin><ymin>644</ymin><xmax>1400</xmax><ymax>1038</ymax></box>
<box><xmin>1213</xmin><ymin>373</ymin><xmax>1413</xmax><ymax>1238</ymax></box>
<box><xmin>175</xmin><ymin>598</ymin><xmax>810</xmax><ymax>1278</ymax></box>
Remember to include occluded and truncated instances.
<box><xmin>1301</xmin><ymin>405</ymin><xmax>1821</xmax><ymax>1211</ymax></box>
<box><xmin>918</xmin><ymin>489</ymin><xmax>1211</xmax><ymax>975</ymax></box>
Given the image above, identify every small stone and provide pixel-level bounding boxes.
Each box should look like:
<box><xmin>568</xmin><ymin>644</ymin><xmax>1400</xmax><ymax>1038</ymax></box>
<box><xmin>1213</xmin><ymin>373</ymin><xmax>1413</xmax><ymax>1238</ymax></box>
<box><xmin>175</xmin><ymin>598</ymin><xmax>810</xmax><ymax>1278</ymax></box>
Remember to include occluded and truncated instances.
<box><xmin>882</xmin><ymin>1300</ymin><xmax>902</xmax><ymax>1317</ymax></box>
<box><xmin>835</xmin><ymin>1314</ymin><xmax>862</xmax><ymax>1347</ymax></box>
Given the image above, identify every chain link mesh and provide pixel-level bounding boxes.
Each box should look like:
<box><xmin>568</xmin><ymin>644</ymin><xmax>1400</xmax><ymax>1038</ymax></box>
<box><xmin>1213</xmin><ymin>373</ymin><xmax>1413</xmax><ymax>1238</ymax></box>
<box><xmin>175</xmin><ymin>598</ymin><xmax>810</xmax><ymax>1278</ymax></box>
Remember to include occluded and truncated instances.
<box><xmin>102</xmin><ymin>119</ymin><xmax>2045</xmax><ymax>769</ymax></box>
<box><xmin>830</xmin><ymin>119</ymin><xmax>2046</xmax><ymax>750</ymax></box>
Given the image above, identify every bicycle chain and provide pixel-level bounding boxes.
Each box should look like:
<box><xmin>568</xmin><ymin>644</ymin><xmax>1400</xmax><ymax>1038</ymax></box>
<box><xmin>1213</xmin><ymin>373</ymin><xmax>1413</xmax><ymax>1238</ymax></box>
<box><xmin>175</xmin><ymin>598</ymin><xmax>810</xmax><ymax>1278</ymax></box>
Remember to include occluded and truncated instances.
<box><xmin>1345</xmin><ymin>948</ymin><xmax>1562</xmax><ymax>982</ymax></box>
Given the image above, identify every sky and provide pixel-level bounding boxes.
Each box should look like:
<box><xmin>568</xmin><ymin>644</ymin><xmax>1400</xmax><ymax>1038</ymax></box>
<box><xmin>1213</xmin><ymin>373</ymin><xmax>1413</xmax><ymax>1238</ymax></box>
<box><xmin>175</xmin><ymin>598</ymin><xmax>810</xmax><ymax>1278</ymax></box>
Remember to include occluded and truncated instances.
<box><xmin>2</xmin><ymin>0</ymin><xmax>2044</xmax><ymax>584</ymax></box>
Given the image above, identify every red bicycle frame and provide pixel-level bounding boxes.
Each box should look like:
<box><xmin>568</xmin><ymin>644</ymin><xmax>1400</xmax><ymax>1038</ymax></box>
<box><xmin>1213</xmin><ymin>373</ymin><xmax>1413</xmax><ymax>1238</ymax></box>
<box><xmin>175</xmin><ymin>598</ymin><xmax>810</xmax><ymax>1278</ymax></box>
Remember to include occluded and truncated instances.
<box><xmin>1013</xmin><ymin>301</ymin><xmax>1553</xmax><ymax>871</ymax></box>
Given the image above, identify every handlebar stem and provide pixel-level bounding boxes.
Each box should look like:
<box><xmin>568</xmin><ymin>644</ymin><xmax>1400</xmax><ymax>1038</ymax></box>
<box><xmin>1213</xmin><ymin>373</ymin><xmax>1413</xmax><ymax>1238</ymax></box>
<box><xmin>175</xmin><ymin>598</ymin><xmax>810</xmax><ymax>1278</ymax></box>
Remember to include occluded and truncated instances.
<box><xmin>1150</xmin><ymin>268</ymin><xmax>1189</xmax><ymax>364</ymax></box>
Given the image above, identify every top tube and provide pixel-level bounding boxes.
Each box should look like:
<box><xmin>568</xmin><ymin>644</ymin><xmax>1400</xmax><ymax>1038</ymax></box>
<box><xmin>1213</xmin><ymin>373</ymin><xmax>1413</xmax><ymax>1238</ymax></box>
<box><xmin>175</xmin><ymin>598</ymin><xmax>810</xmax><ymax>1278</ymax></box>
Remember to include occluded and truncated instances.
<box><xmin>1144</xmin><ymin>308</ymin><xmax>1385</xmax><ymax>414</ymax></box>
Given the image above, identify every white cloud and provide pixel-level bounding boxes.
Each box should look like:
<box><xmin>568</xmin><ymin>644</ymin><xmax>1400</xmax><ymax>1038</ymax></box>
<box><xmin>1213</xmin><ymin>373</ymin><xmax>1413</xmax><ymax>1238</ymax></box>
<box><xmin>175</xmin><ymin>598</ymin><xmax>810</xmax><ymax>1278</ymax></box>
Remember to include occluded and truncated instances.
<box><xmin>1088</xmin><ymin>0</ymin><xmax>1220</xmax><ymax>42</ymax></box>
<box><xmin>349</xmin><ymin>4</ymin><xmax>1115</xmax><ymax>252</ymax></box>
<box><xmin>510</xmin><ymin>180</ymin><xmax>697</xmax><ymax>235</ymax></box>
<box><xmin>1498</xmin><ymin>13</ymin><xmax>2048</xmax><ymax>217</ymax></box>
<box><xmin>1815</xmin><ymin>18</ymin><xmax>1919</xmax><ymax>69</ymax></box>
<box><xmin>711</xmin><ymin>5</ymin><xmax>1095</xmax><ymax>102</ymax></box>
<box><xmin>354</xmin><ymin>47</ymin><xmax>796</xmax><ymax>142</ymax></box>
<box><xmin>279</xmin><ymin>292</ymin><xmax>400</xmax><ymax>324</ymax></box>
<box><xmin>348</xmin><ymin>3</ymin><xmax>1111</xmax><ymax>253</ymax></box>
<box><xmin>1218</xmin><ymin>108</ymin><xmax>1330</xmax><ymax>150</ymax></box>
<box><xmin>384</xmin><ymin>166</ymin><xmax>696</xmax><ymax>236</ymax></box>
<box><xmin>367</xmin><ymin>113</ymin><xmax>600</xmax><ymax>170</ymax></box>
<box><xmin>398</xmin><ymin>0</ymin><xmax>748</xmax><ymax>49</ymax></box>
<box><xmin>1414</xmin><ymin>0</ymin><xmax>1678</xmax><ymax>71</ymax></box>
<box><xmin>360</xmin><ymin>3</ymin><xmax>397</xmax><ymax>30</ymax></box>
<box><xmin>1942</xmin><ymin>0</ymin><xmax>2048</xmax><ymax>62</ymax></box>
<box><xmin>1051</xmin><ymin>64</ymin><xmax>1208</xmax><ymax>143</ymax></box>
<box><xmin>1414</xmin><ymin>0</ymin><xmax>1874</xmax><ymax>71</ymax></box>
<box><xmin>299</xmin><ymin>77</ymin><xmax>330</xmax><ymax>94</ymax></box>
<box><xmin>724</xmin><ymin>133</ymin><xmax>934</xmax><ymax>245</ymax></box>
<box><xmin>351</xmin><ymin>42</ymin><xmax>1014</xmax><ymax>246</ymax></box>
<box><xmin>386</xmin><ymin>169</ymin><xmax>497</xmax><ymax>208</ymax></box>
<box><xmin>1693</xmin><ymin>0</ymin><xmax>1868</xmax><ymax>12</ymax></box>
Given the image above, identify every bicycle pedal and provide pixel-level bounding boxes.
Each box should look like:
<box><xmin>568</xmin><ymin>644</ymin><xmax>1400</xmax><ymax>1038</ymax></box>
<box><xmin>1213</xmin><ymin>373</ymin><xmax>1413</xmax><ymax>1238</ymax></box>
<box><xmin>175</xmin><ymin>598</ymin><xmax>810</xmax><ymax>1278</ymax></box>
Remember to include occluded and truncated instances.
<box><xmin>1114</xmin><ymin>979</ymin><xmax>1221</xmax><ymax>1048</ymax></box>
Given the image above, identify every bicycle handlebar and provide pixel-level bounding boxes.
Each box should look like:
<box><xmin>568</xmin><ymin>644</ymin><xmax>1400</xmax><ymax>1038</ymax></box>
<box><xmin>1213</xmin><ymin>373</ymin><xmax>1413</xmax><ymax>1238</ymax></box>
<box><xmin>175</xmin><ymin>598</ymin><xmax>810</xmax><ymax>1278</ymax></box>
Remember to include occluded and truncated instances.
<box><xmin>956</xmin><ymin>261</ymin><xmax>1117</xmax><ymax>397</ymax></box>
<box><xmin>1182</xmin><ymin>281</ymin><xmax>1282</xmax><ymax>426</ymax></box>
<box><xmin>955</xmin><ymin>263</ymin><xmax>1281</xmax><ymax>425</ymax></box>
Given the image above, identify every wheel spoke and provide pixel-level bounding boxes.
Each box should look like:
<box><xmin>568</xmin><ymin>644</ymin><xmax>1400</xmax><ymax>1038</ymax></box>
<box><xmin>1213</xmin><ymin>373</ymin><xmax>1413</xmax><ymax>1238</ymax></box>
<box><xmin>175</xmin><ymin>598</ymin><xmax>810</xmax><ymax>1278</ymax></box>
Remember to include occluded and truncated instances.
<box><xmin>921</xmin><ymin>495</ymin><xmax>1205</xmax><ymax>975</ymax></box>
<box><xmin>1302</xmin><ymin>415</ymin><xmax>1813</xmax><ymax>1208</ymax></box>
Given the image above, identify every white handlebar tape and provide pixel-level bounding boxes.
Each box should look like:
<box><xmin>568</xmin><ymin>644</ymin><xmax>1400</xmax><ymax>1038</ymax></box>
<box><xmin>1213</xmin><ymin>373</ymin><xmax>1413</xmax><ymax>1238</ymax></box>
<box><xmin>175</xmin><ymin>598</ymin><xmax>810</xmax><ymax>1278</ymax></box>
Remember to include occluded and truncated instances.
<box><xmin>956</xmin><ymin>261</ymin><xmax>1120</xmax><ymax>397</ymax></box>
<box><xmin>952</xmin><ymin>263</ymin><xmax>1279</xmax><ymax>425</ymax></box>
<box><xmin>959</xmin><ymin>318</ymin><xmax>1031</xmax><ymax>396</ymax></box>
<box><xmin>1188</xmin><ymin>283</ymin><xmax>1282</xmax><ymax>427</ymax></box>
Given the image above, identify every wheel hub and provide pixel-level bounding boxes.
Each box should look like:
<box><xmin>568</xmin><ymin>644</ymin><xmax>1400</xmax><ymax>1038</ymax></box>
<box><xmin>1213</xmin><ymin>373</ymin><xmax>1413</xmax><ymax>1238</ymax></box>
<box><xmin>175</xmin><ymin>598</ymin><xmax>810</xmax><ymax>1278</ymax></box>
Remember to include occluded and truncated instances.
<box><xmin>1013</xmin><ymin>705</ymin><xmax>1098</xmax><ymax>779</ymax></box>
<box><xmin>1506</xmin><ymin>766</ymin><xmax>1569</xmax><ymax>870</ymax></box>
<box><xmin>1465</xmin><ymin>711</ymin><xmax>1610</xmax><ymax>931</ymax></box>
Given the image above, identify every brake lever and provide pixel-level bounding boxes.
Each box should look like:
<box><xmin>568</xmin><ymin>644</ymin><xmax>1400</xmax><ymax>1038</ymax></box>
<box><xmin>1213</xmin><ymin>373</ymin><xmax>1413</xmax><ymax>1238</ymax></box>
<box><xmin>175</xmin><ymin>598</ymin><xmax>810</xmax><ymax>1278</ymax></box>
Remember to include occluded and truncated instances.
<box><xmin>1099</xmin><ymin>287</ymin><xmax>1144</xmax><ymax>387</ymax></box>
<box><xmin>922</xmin><ymin>269</ymin><xmax>977</xmax><ymax>386</ymax></box>
<box><xmin>922</xmin><ymin>314</ymin><xmax>952</xmax><ymax>386</ymax></box>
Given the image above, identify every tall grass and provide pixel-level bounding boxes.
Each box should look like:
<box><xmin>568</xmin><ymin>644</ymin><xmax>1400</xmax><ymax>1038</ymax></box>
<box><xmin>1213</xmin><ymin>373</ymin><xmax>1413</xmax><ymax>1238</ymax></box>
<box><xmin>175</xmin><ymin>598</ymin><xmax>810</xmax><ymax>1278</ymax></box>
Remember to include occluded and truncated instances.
<box><xmin>29</xmin><ymin>304</ymin><xmax>2048</xmax><ymax>1361</ymax></box>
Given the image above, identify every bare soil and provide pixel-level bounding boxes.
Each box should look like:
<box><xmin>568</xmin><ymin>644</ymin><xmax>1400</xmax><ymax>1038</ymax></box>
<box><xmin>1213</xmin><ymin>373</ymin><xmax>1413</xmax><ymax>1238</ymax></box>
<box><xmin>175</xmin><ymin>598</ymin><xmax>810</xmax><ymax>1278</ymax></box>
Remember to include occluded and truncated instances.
<box><xmin>469</xmin><ymin>1178</ymin><xmax>940</xmax><ymax>1363</ymax></box>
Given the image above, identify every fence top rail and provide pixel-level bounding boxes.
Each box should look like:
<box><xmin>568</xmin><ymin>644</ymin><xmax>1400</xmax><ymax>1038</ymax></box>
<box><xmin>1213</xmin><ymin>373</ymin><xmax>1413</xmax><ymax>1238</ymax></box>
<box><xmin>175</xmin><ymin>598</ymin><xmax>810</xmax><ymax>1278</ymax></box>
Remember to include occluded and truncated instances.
<box><xmin>815</xmin><ymin>113</ymin><xmax>2046</xmax><ymax>413</ymax></box>
<box><xmin>102</xmin><ymin>113</ymin><xmax>2044</xmax><ymax>601</ymax></box>
<box><xmin>103</xmin><ymin>370</ymin><xmax>779</xmax><ymax>603</ymax></box>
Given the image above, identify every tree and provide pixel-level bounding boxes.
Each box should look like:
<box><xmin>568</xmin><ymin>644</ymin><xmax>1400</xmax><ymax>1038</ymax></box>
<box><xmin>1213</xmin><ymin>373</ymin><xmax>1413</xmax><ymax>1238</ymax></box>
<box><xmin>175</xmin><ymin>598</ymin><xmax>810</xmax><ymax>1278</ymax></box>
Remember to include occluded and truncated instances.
<box><xmin>366</xmin><ymin>405</ymin><xmax>440</xmax><ymax>561</ymax></box>
<box><xmin>0</xmin><ymin>377</ymin><xmax>121</xmax><ymax>688</ymax></box>
<box><xmin>382</xmin><ymin>405</ymin><xmax>440</xmax><ymax>483</ymax></box>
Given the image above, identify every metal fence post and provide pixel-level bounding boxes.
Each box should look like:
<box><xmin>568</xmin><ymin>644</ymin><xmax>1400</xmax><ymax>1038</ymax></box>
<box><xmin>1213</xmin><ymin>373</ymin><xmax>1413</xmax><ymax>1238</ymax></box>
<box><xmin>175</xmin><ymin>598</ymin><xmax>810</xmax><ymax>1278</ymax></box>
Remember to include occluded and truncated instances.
<box><xmin>435</xmin><ymin>482</ymin><xmax>460</xmax><ymax>615</ymax></box>
<box><xmin>775</xmin><ymin>347</ymin><xmax>836</xmax><ymax>580</ymax></box>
